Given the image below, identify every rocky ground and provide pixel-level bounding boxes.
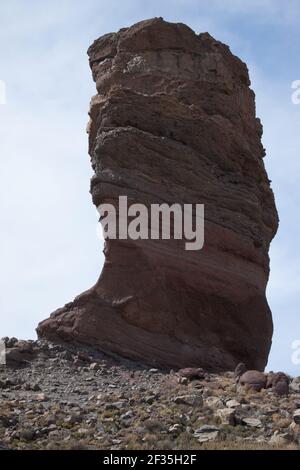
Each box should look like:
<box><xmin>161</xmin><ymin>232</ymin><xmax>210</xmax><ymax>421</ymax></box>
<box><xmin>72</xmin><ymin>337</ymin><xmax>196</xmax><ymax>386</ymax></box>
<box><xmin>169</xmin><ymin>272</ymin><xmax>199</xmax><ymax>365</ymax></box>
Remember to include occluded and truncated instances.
<box><xmin>1</xmin><ymin>337</ymin><xmax>300</xmax><ymax>450</ymax></box>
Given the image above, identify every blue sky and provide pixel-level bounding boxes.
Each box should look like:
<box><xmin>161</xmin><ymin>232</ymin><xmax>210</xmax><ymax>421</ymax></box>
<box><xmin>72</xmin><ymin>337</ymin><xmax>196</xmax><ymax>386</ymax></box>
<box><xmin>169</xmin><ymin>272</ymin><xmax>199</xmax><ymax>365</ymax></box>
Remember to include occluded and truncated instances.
<box><xmin>0</xmin><ymin>0</ymin><xmax>299</xmax><ymax>373</ymax></box>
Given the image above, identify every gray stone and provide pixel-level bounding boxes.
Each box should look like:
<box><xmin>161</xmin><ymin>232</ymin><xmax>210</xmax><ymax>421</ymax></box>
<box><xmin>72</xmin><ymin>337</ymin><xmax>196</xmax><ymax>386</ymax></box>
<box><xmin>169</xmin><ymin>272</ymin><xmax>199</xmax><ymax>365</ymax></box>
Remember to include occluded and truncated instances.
<box><xmin>269</xmin><ymin>431</ymin><xmax>291</xmax><ymax>446</ymax></box>
<box><xmin>19</xmin><ymin>429</ymin><xmax>35</xmax><ymax>441</ymax></box>
<box><xmin>239</xmin><ymin>370</ymin><xmax>267</xmax><ymax>391</ymax></box>
<box><xmin>290</xmin><ymin>377</ymin><xmax>300</xmax><ymax>394</ymax></box>
<box><xmin>242</xmin><ymin>417</ymin><xmax>262</xmax><ymax>428</ymax></box>
<box><xmin>174</xmin><ymin>394</ymin><xmax>203</xmax><ymax>407</ymax></box>
<box><xmin>105</xmin><ymin>401</ymin><xmax>126</xmax><ymax>410</ymax></box>
<box><xmin>204</xmin><ymin>397</ymin><xmax>223</xmax><ymax>409</ymax></box>
<box><xmin>216</xmin><ymin>408</ymin><xmax>235</xmax><ymax>425</ymax></box>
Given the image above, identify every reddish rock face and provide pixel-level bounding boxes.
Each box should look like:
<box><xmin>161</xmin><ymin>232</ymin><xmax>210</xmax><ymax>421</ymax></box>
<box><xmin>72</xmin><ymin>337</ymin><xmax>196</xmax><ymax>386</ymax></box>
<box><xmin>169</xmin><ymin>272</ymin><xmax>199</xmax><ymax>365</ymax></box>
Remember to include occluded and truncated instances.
<box><xmin>37</xmin><ymin>18</ymin><xmax>278</xmax><ymax>371</ymax></box>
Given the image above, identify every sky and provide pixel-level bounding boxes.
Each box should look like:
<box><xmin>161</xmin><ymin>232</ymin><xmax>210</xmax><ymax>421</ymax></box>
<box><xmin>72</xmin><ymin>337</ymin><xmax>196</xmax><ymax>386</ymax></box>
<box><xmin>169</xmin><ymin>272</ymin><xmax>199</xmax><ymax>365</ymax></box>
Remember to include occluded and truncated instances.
<box><xmin>0</xmin><ymin>0</ymin><xmax>299</xmax><ymax>374</ymax></box>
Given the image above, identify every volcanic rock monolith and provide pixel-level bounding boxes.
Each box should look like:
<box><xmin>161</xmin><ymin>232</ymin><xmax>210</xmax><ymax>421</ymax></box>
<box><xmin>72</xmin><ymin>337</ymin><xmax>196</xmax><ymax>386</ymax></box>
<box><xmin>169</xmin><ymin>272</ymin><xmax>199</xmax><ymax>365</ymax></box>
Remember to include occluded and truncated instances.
<box><xmin>37</xmin><ymin>18</ymin><xmax>278</xmax><ymax>370</ymax></box>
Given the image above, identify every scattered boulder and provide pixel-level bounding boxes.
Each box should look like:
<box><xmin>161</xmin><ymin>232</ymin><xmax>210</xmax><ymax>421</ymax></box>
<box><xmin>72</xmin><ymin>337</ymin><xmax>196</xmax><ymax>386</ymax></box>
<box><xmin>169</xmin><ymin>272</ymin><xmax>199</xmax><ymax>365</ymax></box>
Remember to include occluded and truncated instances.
<box><xmin>216</xmin><ymin>408</ymin><xmax>235</xmax><ymax>425</ymax></box>
<box><xmin>204</xmin><ymin>397</ymin><xmax>224</xmax><ymax>409</ymax></box>
<box><xmin>105</xmin><ymin>401</ymin><xmax>126</xmax><ymax>411</ymax></box>
<box><xmin>274</xmin><ymin>381</ymin><xmax>289</xmax><ymax>397</ymax></box>
<box><xmin>226</xmin><ymin>399</ymin><xmax>240</xmax><ymax>408</ymax></box>
<box><xmin>269</xmin><ymin>431</ymin><xmax>291</xmax><ymax>446</ymax></box>
<box><xmin>266</xmin><ymin>372</ymin><xmax>290</xmax><ymax>396</ymax></box>
<box><xmin>293</xmin><ymin>400</ymin><xmax>300</xmax><ymax>409</ymax></box>
<box><xmin>5</xmin><ymin>346</ymin><xmax>35</xmax><ymax>368</ymax></box>
<box><xmin>35</xmin><ymin>393</ymin><xmax>46</xmax><ymax>402</ymax></box>
<box><xmin>173</xmin><ymin>394</ymin><xmax>203</xmax><ymax>407</ymax></box>
<box><xmin>234</xmin><ymin>363</ymin><xmax>247</xmax><ymax>379</ymax></box>
<box><xmin>194</xmin><ymin>425</ymin><xmax>220</xmax><ymax>443</ymax></box>
<box><xmin>168</xmin><ymin>424</ymin><xmax>182</xmax><ymax>434</ymax></box>
<box><xmin>239</xmin><ymin>370</ymin><xmax>267</xmax><ymax>392</ymax></box>
<box><xmin>266</xmin><ymin>371</ymin><xmax>288</xmax><ymax>387</ymax></box>
<box><xmin>177</xmin><ymin>368</ymin><xmax>206</xmax><ymax>381</ymax></box>
<box><xmin>290</xmin><ymin>377</ymin><xmax>300</xmax><ymax>394</ymax></box>
<box><xmin>242</xmin><ymin>417</ymin><xmax>262</xmax><ymax>428</ymax></box>
<box><xmin>15</xmin><ymin>340</ymin><xmax>34</xmax><ymax>354</ymax></box>
<box><xmin>1</xmin><ymin>338</ymin><xmax>38</xmax><ymax>369</ymax></box>
<box><xmin>19</xmin><ymin>429</ymin><xmax>35</xmax><ymax>442</ymax></box>
<box><xmin>0</xmin><ymin>380</ymin><xmax>7</xmax><ymax>389</ymax></box>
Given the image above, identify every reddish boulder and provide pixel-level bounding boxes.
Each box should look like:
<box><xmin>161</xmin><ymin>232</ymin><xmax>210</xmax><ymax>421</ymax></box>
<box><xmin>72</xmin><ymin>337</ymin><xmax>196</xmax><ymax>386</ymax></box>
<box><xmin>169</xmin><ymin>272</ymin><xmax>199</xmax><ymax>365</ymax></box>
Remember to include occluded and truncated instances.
<box><xmin>37</xmin><ymin>18</ymin><xmax>278</xmax><ymax>370</ymax></box>
<box><xmin>239</xmin><ymin>370</ymin><xmax>267</xmax><ymax>391</ymax></box>
<box><xmin>266</xmin><ymin>372</ymin><xmax>289</xmax><ymax>387</ymax></box>
<box><xmin>274</xmin><ymin>381</ymin><xmax>289</xmax><ymax>396</ymax></box>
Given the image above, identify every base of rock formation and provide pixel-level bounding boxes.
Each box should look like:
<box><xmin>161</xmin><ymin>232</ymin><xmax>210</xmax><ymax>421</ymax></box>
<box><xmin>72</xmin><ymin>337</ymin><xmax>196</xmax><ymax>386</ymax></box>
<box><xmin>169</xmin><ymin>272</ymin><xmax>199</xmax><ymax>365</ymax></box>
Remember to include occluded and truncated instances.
<box><xmin>1</xmin><ymin>337</ymin><xmax>300</xmax><ymax>451</ymax></box>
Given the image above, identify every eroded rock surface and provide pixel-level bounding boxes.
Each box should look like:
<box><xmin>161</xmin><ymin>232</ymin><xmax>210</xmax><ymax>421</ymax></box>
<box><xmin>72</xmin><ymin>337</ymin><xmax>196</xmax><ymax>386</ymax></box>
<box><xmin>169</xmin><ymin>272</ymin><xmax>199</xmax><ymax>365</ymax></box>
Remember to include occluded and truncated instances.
<box><xmin>37</xmin><ymin>18</ymin><xmax>278</xmax><ymax>370</ymax></box>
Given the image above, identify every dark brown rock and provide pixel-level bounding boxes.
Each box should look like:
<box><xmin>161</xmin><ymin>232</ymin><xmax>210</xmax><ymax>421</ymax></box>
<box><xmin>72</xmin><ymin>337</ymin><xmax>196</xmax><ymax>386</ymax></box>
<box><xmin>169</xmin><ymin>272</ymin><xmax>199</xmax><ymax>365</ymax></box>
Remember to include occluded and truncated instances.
<box><xmin>239</xmin><ymin>370</ymin><xmax>267</xmax><ymax>391</ymax></box>
<box><xmin>36</xmin><ymin>18</ymin><xmax>278</xmax><ymax>370</ymax></box>
<box><xmin>177</xmin><ymin>368</ymin><xmax>206</xmax><ymax>381</ymax></box>
<box><xmin>5</xmin><ymin>348</ymin><xmax>33</xmax><ymax>368</ymax></box>
<box><xmin>266</xmin><ymin>372</ymin><xmax>289</xmax><ymax>388</ymax></box>
<box><xmin>266</xmin><ymin>372</ymin><xmax>290</xmax><ymax>396</ymax></box>
<box><xmin>3</xmin><ymin>339</ymin><xmax>37</xmax><ymax>368</ymax></box>
<box><xmin>234</xmin><ymin>362</ymin><xmax>247</xmax><ymax>379</ymax></box>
